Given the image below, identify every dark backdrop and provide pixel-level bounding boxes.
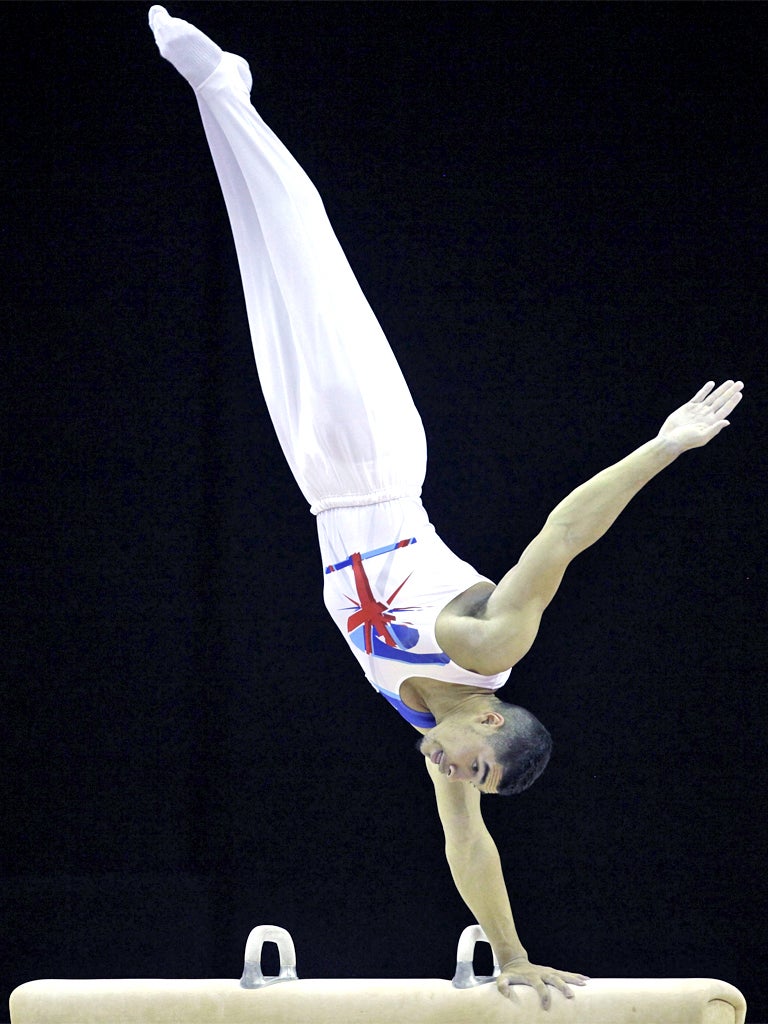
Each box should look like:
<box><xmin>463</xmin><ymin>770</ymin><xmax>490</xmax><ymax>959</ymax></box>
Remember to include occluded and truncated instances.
<box><xmin>3</xmin><ymin>2</ymin><xmax>766</xmax><ymax>1021</ymax></box>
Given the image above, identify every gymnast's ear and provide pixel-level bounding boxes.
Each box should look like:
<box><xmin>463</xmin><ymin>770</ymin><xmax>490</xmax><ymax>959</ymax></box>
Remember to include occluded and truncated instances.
<box><xmin>480</xmin><ymin>711</ymin><xmax>505</xmax><ymax>728</ymax></box>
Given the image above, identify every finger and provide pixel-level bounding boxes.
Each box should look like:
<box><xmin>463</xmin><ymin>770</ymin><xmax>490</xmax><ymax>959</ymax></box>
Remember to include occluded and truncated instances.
<box><xmin>706</xmin><ymin>379</ymin><xmax>744</xmax><ymax>410</ymax></box>
<box><xmin>684</xmin><ymin>420</ymin><xmax>727</xmax><ymax>448</ymax></box>
<box><xmin>713</xmin><ymin>383</ymin><xmax>744</xmax><ymax>418</ymax></box>
<box><xmin>548</xmin><ymin>977</ymin><xmax>574</xmax><ymax>1000</ymax></box>
<box><xmin>703</xmin><ymin>379</ymin><xmax>737</xmax><ymax>406</ymax></box>
<box><xmin>691</xmin><ymin>380</ymin><xmax>716</xmax><ymax>403</ymax></box>
<box><xmin>537</xmin><ymin>981</ymin><xmax>552</xmax><ymax>1011</ymax></box>
<box><xmin>502</xmin><ymin>975</ymin><xmax>551</xmax><ymax>1009</ymax></box>
<box><xmin>498</xmin><ymin>976</ymin><xmax>524</xmax><ymax>1001</ymax></box>
<box><xmin>707</xmin><ymin>420</ymin><xmax>730</xmax><ymax>438</ymax></box>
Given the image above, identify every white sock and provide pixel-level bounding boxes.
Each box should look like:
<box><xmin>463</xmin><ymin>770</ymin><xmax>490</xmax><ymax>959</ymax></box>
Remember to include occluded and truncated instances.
<box><xmin>148</xmin><ymin>6</ymin><xmax>223</xmax><ymax>89</ymax></box>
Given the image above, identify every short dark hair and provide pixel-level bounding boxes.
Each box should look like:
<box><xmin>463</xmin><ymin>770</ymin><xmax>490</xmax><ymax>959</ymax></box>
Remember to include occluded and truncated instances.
<box><xmin>488</xmin><ymin>703</ymin><xmax>552</xmax><ymax>796</ymax></box>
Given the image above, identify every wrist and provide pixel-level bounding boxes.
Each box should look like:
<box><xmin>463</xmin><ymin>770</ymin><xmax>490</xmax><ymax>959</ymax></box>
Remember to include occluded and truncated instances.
<box><xmin>651</xmin><ymin>433</ymin><xmax>685</xmax><ymax>462</ymax></box>
<box><xmin>499</xmin><ymin>950</ymin><xmax>528</xmax><ymax>969</ymax></box>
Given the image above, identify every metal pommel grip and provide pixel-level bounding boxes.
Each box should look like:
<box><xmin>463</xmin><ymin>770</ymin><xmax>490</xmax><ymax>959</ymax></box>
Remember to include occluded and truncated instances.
<box><xmin>451</xmin><ymin>924</ymin><xmax>500</xmax><ymax>989</ymax></box>
<box><xmin>240</xmin><ymin>925</ymin><xmax>299</xmax><ymax>989</ymax></box>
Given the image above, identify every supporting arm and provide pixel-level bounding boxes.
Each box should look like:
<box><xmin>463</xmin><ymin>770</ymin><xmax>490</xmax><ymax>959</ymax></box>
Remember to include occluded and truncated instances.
<box><xmin>426</xmin><ymin>759</ymin><xmax>588</xmax><ymax>1006</ymax></box>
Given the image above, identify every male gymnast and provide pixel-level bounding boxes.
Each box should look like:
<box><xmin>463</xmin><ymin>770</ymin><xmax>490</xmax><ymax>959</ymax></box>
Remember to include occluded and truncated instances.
<box><xmin>148</xmin><ymin>7</ymin><xmax>743</xmax><ymax>1006</ymax></box>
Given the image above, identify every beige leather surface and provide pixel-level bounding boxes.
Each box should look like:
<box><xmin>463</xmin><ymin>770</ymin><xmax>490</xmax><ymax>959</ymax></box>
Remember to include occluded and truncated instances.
<box><xmin>10</xmin><ymin>976</ymin><xmax>747</xmax><ymax>1024</ymax></box>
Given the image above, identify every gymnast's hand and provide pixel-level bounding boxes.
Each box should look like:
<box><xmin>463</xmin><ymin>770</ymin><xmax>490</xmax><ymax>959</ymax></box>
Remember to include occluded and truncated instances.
<box><xmin>496</xmin><ymin>957</ymin><xmax>589</xmax><ymax>1008</ymax></box>
<box><xmin>657</xmin><ymin>379</ymin><xmax>743</xmax><ymax>453</ymax></box>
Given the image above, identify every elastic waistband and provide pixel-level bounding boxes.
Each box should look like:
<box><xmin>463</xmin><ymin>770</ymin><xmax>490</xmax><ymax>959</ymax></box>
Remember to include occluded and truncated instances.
<box><xmin>311</xmin><ymin>488</ymin><xmax>422</xmax><ymax>516</ymax></box>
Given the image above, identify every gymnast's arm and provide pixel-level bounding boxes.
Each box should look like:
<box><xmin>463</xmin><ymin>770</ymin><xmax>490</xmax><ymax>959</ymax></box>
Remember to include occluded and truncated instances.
<box><xmin>425</xmin><ymin>758</ymin><xmax>587</xmax><ymax>1005</ymax></box>
<box><xmin>439</xmin><ymin>380</ymin><xmax>744</xmax><ymax>676</ymax></box>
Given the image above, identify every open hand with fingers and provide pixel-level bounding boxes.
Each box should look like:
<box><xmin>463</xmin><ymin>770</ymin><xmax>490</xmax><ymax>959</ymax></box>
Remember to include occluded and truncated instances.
<box><xmin>496</xmin><ymin>957</ymin><xmax>589</xmax><ymax>1008</ymax></box>
<box><xmin>658</xmin><ymin>380</ymin><xmax>744</xmax><ymax>454</ymax></box>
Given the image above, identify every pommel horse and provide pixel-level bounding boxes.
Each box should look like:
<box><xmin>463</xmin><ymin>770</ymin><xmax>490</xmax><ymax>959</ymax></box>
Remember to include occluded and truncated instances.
<box><xmin>10</xmin><ymin>924</ymin><xmax>746</xmax><ymax>1024</ymax></box>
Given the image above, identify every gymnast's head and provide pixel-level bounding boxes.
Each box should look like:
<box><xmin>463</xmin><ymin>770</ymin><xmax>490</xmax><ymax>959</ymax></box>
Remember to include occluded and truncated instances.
<box><xmin>417</xmin><ymin>700</ymin><xmax>552</xmax><ymax>795</ymax></box>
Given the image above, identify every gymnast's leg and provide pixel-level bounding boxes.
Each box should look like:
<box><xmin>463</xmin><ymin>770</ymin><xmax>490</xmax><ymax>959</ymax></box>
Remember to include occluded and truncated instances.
<box><xmin>149</xmin><ymin>7</ymin><xmax>427</xmax><ymax>514</ymax></box>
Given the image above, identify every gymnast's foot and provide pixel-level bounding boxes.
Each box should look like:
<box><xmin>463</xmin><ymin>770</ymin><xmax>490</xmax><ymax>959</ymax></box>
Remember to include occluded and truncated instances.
<box><xmin>148</xmin><ymin>5</ymin><xmax>225</xmax><ymax>88</ymax></box>
<box><xmin>149</xmin><ymin>6</ymin><xmax>253</xmax><ymax>92</ymax></box>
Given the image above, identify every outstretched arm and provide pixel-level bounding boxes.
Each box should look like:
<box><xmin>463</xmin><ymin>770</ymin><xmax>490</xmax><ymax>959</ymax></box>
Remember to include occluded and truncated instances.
<box><xmin>441</xmin><ymin>380</ymin><xmax>744</xmax><ymax>675</ymax></box>
<box><xmin>426</xmin><ymin>759</ymin><xmax>588</xmax><ymax>1006</ymax></box>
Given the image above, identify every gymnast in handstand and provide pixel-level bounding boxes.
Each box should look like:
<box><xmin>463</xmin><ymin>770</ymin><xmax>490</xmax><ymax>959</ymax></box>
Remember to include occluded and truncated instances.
<box><xmin>148</xmin><ymin>7</ymin><xmax>743</xmax><ymax>1006</ymax></box>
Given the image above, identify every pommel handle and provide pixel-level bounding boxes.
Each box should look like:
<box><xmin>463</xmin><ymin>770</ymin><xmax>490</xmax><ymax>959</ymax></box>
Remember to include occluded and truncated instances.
<box><xmin>451</xmin><ymin>924</ymin><xmax>500</xmax><ymax>988</ymax></box>
<box><xmin>240</xmin><ymin>924</ymin><xmax>299</xmax><ymax>989</ymax></box>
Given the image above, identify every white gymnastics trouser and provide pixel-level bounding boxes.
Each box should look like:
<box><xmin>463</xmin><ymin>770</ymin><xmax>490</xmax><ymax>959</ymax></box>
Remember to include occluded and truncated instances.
<box><xmin>194</xmin><ymin>55</ymin><xmax>427</xmax><ymax>516</ymax></box>
<box><xmin>173</xmin><ymin>29</ymin><xmax>499</xmax><ymax>699</ymax></box>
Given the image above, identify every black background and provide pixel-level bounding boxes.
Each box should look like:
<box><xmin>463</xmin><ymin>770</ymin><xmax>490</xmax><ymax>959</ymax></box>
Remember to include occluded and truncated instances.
<box><xmin>3</xmin><ymin>2</ymin><xmax>766</xmax><ymax>1021</ymax></box>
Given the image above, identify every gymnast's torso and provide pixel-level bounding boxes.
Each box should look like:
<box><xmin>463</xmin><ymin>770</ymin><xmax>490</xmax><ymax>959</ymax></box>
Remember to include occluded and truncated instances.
<box><xmin>317</xmin><ymin>497</ymin><xmax>511</xmax><ymax>728</ymax></box>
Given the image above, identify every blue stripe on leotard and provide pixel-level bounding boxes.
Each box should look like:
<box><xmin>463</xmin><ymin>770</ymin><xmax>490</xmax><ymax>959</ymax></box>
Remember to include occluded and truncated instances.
<box><xmin>377</xmin><ymin>687</ymin><xmax>436</xmax><ymax>729</ymax></box>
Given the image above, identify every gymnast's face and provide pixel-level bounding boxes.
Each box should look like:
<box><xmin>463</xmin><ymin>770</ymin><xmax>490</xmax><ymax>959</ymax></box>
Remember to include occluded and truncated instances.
<box><xmin>418</xmin><ymin>712</ymin><xmax>504</xmax><ymax>791</ymax></box>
